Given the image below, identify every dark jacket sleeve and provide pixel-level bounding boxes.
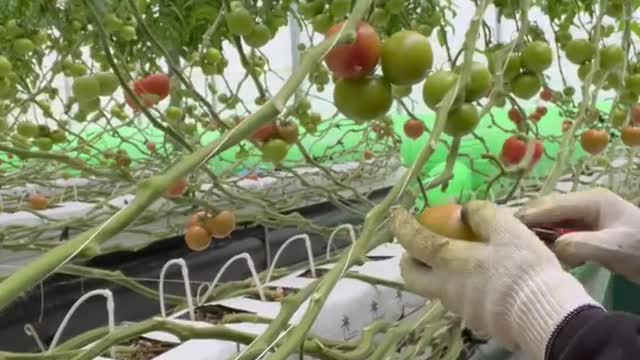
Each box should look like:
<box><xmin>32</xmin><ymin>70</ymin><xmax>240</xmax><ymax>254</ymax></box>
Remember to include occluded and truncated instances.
<box><xmin>546</xmin><ymin>305</ymin><xmax>640</xmax><ymax>360</ymax></box>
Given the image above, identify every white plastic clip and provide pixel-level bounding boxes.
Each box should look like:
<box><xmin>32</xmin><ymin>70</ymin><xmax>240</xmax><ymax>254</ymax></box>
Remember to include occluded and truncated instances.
<box><xmin>48</xmin><ymin>289</ymin><xmax>115</xmax><ymax>358</ymax></box>
<box><xmin>159</xmin><ymin>258</ymin><xmax>195</xmax><ymax>321</ymax></box>
<box><xmin>199</xmin><ymin>253</ymin><xmax>265</xmax><ymax>304</ymax></box>
<box><xmin>266</xmin><ymin>234</ymin><xmax>315</xmax><ymax>284</ymax></box>
<box><xmin>326</xmin><ymin>224</ymin><xmax>356</xmax><ymax>260</ymax></box>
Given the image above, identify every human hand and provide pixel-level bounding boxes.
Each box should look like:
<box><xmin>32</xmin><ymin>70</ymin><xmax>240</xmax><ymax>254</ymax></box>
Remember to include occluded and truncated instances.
<box><xmin>516</xmin><ymin>188</ymin><xmax>640</xmax><ymax>284</ymax></box>
<box><xmin>391</xmin><ymin>201</ymin><xmax>599</xmax><ymax>359</ymax></box>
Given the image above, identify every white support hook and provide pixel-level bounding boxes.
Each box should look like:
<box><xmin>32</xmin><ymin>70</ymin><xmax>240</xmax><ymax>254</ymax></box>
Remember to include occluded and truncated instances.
<box><xmin>265</xmin><ymin>234</ymin><xmax>315</xmax><ymax>285</ymax></box>
<box><xmin>326</xmin><ymin>224</ymin><xmax>356</xmax><ymax>260</ymax></box>
<box><xmin>48</xmin><ymin>289</ymin><xmax>115</xmax><ymax>359</ymax></box>
<box><xmin>159</xmin><ymin>258</ymin><xmax>195</xmax><ymax>321</ymax></box>
<box><xmin>199</xmin><ymin>253</ymin><xmax>265</xmax><ymax>304</ymax></box>
<box><xmin>24</xmin><ymin>324</ymin><xmax>45</xmax><ymax>352</ymax></box>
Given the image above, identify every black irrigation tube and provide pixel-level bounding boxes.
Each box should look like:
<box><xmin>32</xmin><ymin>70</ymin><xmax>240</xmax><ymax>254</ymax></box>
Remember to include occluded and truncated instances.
<box><xmin>0</xmin><ymin>187</ymin><xmax>392</xmax><ymax>352</ymax></box>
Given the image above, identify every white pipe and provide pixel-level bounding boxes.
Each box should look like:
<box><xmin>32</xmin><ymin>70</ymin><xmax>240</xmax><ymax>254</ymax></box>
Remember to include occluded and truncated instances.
<box><xmin>159</xmin><ymin>258</ymin><xmax>195</xmax><ymax>321</ymax></box>
<box><xmin>199</xmin><ymin>253</ymin><xmax>265</xmax><ymax>304</ymax></box>
<box><xmin>325</xmin><ymin>224</ymin><xmax>356</xmax><ymax>260</ymax></box>
<box><xmin>265</xmin><ymin>234</ymin><xmax>315</xmax><ymax>285</ymax></box>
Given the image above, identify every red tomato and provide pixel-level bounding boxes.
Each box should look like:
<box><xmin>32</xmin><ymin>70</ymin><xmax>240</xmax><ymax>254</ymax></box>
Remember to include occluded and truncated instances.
<box><xmin>325</xmin><ymin>22</ymin><xmax>381</xmax><ymax>80</ymax></box>
<box><xmin>540</xmin><ymin>87</ymin><xmax>553</xmax><ymax>101</ymax></box>
<box><xmin>140</xmin><ymin>73</ymin><xmax>171</xmax><ymax>99</ymax></box>
<box><xmin>508</xmin><ymin>107</ymin><xmax>524</xmax><ymax>124</ymax></box>
<box><xmin>536</xmin><ymin>106</ymin><xmax>548</xmax><ymax>116</ymax></box>
<box><xmin>531</xmin><ymin>112</ymin><xmax>542</xmax><ymax>122</ymax></box>
<box><xmin>562</xmin><ymin>120</ymin><xmax>573</xmax><ymax>132</ymax></box>
<box><xmin>501</xmin><ymin>136</ymin><xmax>544</xmax><ymax>167</ymax></box>
<box><xmin>246</xmin><ymin>173</ymin><xmax>259</xmax><ymax>181</ymax></box>
<box><xmin>167</xmin><ymin>178</ymin><xmax>187</xmax><ymax>198</ymax></box>
<box><xmin>363</xmin><ymin>150</ymin><xmax>374</xmax><ymax>160</ymax></box>
<box><xmin>250</xmin><ymin>123</ymin><xmax>278</xmax><ymax>143</ymax></box>
<box><xmin>30</xmin><ymin>193</ymin><xmax>49</xmax><ymax>210</ymax></box>
<box><xmin>403</xmin><ymin>119</ymin><xmax>425</xmax><ymax>139</ymax></box>
<box><xmin>147</xmin><ymin>142</ymin><xmax>157</xmax><ymax>153</ymax></box>
<box><xmin>632</xmin><ymin>104</ymin><xmax>640</xmax><ymax>125</ymax></box>
<box><xmin>125</xmin><ymin>81</ymin><xmax>157</xmax><ymax>111</ymax></box>
<box><xmin>580</xmin><ymin>129</ymin><xmax>610</xmax><ymax>155</ymax></box>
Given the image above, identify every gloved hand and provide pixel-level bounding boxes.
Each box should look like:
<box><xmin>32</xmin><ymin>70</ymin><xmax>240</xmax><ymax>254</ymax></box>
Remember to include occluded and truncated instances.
<box><xmin>515</xmin><ymin>187</ymin><xmax>640</xmax><ymax>284</ymax></box>
<box><xmin>391</xmin><ymin>201</ymin><xmax>601</xmax><ymax>360</ymax></box>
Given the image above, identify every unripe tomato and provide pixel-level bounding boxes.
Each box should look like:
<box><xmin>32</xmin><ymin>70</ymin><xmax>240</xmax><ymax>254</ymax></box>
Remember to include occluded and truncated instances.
<box><xmin>34</xmin><ymin>137</ymin><xmax>53</xmax><ymax>151</ymax></box>
<box><xmin>380</xmin><ymin>30</ymin><xmax>433</xmax><ymax>86</ymax></box>
<box><xmin>626</xmin><ymin>74</ymin><xmax>640</xmax><ymax>94</ymax></box>
<box><xmin>486</xmin><ymin>51</ymin><xmax>521</xmax><ymax>81</ymax></box>
<box><xmin>0</xmin><ymin>56</ymin><xmax>12</xmax><ymax>76</ymax></box>
<box><xmin>30</xmin><ymin>193</ymin><xmax>49</xmax><ymax>210</ymax></box>
<box><xmin>500</xmin><ymin>135</ymin><xmax>543</xmax><ymax>167</ymax></box>
<box><xmin>226</xmin><ymin>8</ymin><xmax>255</xmax><ymax>36</ymax></box>
<box><xmin>511</xmin><ymin>73</ymin><xmax>541</xmax><ymax>100</ymax></box>
<box><xmin>251</xmin><ymin>123</ymin><xmax>278</xmax><ymax>143</ymax></box>
<box><xmin>564</xmin><ymin>39</ymin><xmax>595</xmax><ymax>65</ymax></box>
<box><xmin>276</xmin><ymin>122</ymin><xmax>300</xmax><ymax>144</ymax></box>
<box><xmin>185</xmin><ymin>225</ymin><xmax>212</xmax><ymax>251</ymax></box>
<box><xmin>599</xmin><ymin>45</ymin><xmax>625</xmax><ymax>71</ymax></box>
<box><xmin>580</xmin><ymin>129</ymin><xmax>610</xmax><ymax>155</ymax></box>
<box><xmin>422</xmin><ymin>70</ymin><xmax>459</xmax><ymax>110</ymax></box>
<box><xmin>520</xmin><ymin>41</ymin><xmax>553</xmax><ymax>73</ymax></box>
<box><xmin>204</xmin><ymin>210</ymin><xmax>236</xmax><ymax>238</ymax></box>
<box><xmin>333</xmin><ymin>76</ymin><xmax>392</xmax><ymax>122</ymax></box>
<box><xmin>73</xmin><ymin>76</ymin><xmax>101</xmax><ymax>101</ymax></box>
<box><xmin>95</xmin><ymin>72</ymin><xmax>120</xmax><ymax>97</ymax></box>
<box><xmin>243</xmin><ymin>23</ymin><xmax>272</xmax><ymax>48</ymax></box>
<box><xmin>14</xmin><ymin>38</ymin><xmax>35</xmax><ymax>55</ymax></box>
<box><xmin>508</xmin><ymin>107</ymin><xmax>524</xmax><ymax>124</ymax></box>
<box><xmin>462</xmin><ymin>62</ymin><xmax>493</xmax><ymax>101</ymax></box>
<box><xmin>167</xmin><ymin>178</ymin><xmax>188</xmax><ymax>198</ymax></box>
<box><xmin>418</xmin><ymin>204</ymin><xmax>477</xmax><ymax>241</ymax></box>
<box><xmin>325</xmin><ymin>22</ymin><xmax>381</xmax><ymax>80</ymax></box>
<box><xmin>403</xmin><ymin>119</ymin><xmax>425</xmax><ymax>139</ymax></box>
<box><xmin>17</xmin><ymin>122</ymin><xmax>38</xmax><ymax>138</ymax></box>
<box><xmin>445</xmin><ymin>103</ymin><xmax>480</xmax><ymax>137</ymax></box>
<box><xmin>331</xmin><ymin>0</ymin><xmax>351</xmax><ymax>18</ymax></box>
<box><xmin>261</xmin><ymin>138</ymin><xmax>289</xmax><ymax>163</ymax></box>
<box><xmin>392</xmin><ymin>85</ymin><xmax>412</xmax><ymax>98</ymax></box>
<box><xmin>621</xmin><ymin>127</ymin><xmax>640</xmax><ymax>147</ymax></box>
<box><xmin>165</xmin><ymin>106</ymin><xmax>183</xmax><ymax>122</ymax></box>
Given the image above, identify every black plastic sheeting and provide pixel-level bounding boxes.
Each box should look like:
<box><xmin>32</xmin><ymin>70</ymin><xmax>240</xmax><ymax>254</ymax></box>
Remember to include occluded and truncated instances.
<box><xmin>0</xmin><ymin>188</ymin><xmax>390</xmax><ymax>352</ymax></box>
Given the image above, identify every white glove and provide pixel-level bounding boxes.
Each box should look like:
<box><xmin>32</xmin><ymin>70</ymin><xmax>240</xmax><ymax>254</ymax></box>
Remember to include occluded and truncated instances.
<box><xmin>515</xmin><ymin>187</ymin><xmax>640</xmax><ymax>284</ymax></box>
<box><xmin>391</xmin><ymin>201</ymin><xmax>601</xmax><ymax>360</ymax></box>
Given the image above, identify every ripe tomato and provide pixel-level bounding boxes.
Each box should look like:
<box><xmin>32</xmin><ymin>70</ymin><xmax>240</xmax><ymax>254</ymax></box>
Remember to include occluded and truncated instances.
<box><xmin>325</xmin><ymin>22</ymin><xmax>381</xmax><ymax>80</ymax></box>
<box><xmin>521</xmin><ymin>41</ymin><xmax>553</xmax><ymax>73</ymax></box>
<box><xmin>167</xmin><ymin>178</ymin><xmax>187</xmax><ymax>198</ymax></box>
<box><xmin>580</xmin><ymin>129</ymin><xmax>610</xmax><ymax>155</ymax></box>
<box><xmin>562</xmin><ymin>120</ymin><xmax>573</xmax><ymax>132</ymax></box>
<box><xmin>246</xmin><ymin>173</ymin><xmax>259</xmax><ymax>181</ymax></box>
<box><xmin>126</xmin><ymin>81</ymin><xmax>158</xmax><ymax>111</ymax></box>
<box><xmin>536</xmin><ymin>106</ymin><xmax>548</xmax><ymax>116</ymax></box>
<box><xmin>140</xmin><ymin>73</ymin><xmax>171</xmax><ymax>99</ymax></box>
<box><xmin>204</xmin><ymin>210</ymin><xmax>237</xmax><ymax>238</ymax></box>
<box><xmin>261</xmin><ymin>138</ymin><xmax>289</xmax><ymax>163</ymax></box>
<box><xmin>185</xmin><ymin>225</ymin><xmax>212</xmax><ymax>251</ymax></box>
<box><xmin>632</xmin><ymin>104</ymin><xmax>640</xmax><ymax>124</ymax></box>
<box><xmin>530</xmin><ymin>112</ymin><xmax>542</xmax><ymax>122</ymax></box>
<box><xmin>564</xmin><ymin>39</ymin><xmax>595</xmax><ymax>65</ymax></box>
<box><xmin>511</xmin><ymin>73</ymin><xmax>542</xmax><ymax>100</ymax></box>
<box><xmin>30</xmin><ymin>193</ymin><xmax>49</xmax><ymax>210</ymax></box>
<box><xmin>363</xmin><ymin>150</ymin><xmax>374</xmax><ymax>160</ymax></box>
<box><xmin>508</xmin><ymin>107</ymin><xmax>524</xmax><ymax>124</ymax></box>
<box><xmin>445</xmin><ymin>103</ymin><xmax>480</xmax><ymax>137</ymax></box>
<box><xmin>403</xmin><ymin>119</ymin><xmax>425</xmax><ymax>139</ymax></box>
<box><xmin>380</xmin><ymin>30</ymin><xmax>433</xmax><ymax>86</ymax></box>
<box><xmin>462</xmin><ymin>62</ymin><xmax>493</xmax><ymax>101</ymax></box>
<box><xmin>277</xmin><ymin>122</ymin><xmax>300</xmax><ymax>144</ymax></box>
<box><xmin>251</xmin><ymin>123</ymin><xmax>278</xmax><ymax>143</ymax></box>
<box><xmin>147</xmin><ymin>142</ymin><xmax>157</xmax><ymax>153</ymax></box>
<box><xmin>333</xmin><ymin>76</ymin><xmax>392</xmax><ymax>122</ymax></box>
<box><xmin>621</xmin><ymin>127</ymin><xmax>640</xmax><ymax>147</ymax></box>
<box><xmin>422</xmin><ymin>70</ymin><xmax>459</xmax><ymax>110</ymax></box>
<box><xmin>418</xmin><ymin>204</ymin><xmax>477</xmax><ymax>241</ymax></box>
<box><xmin>540</xmin><ymin>87</ymin><xmax>554</xmax><ymax>101</ymax></box>
<box><xmin>190</xmin><ymin>211</ymin><xmax>209</xmax><ymax>227</ymax></box>
<box><xmin>500</xmin><ymin>135</ymin><xmax>543</xmax><ymax>167</ymax></box>
<box><xmin>599</xmin><ymin>45</ymin><xmax>625</xmax><ymax>71</ymax></box>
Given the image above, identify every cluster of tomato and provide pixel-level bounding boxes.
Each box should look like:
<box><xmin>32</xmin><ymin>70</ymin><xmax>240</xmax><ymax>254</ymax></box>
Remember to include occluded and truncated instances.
<box><xmin>103</xmin><ymin>149</ymin><xmax>133</xmax><ymax>169</ymax></box>
<box><xmin>249</xmin><ymin>120</ymin><xmax>300</xmax><ymax>163</ymax></box>
<box><xmin>71</xmin><ymin>72</ymin><xmax>120</xmax><ymax>121</ymax></box>
<box><xmin>124</xmin><ymin>73</ymin><xmax>171</xmax><ymax>112</ymax></box>
<box><xmin>103</xmin><ymin>13</ymin><xmax>139</xmax><ymax>41</ymax></box>
<box><xmin>185</xmin><ymin>210</ymin><xmax>237</xmax><ymax>251</ymax></box>
<box><xmin>12</xmin><ymin>122</ymin><xmax>67</xmax><ymax>152</ymax></box>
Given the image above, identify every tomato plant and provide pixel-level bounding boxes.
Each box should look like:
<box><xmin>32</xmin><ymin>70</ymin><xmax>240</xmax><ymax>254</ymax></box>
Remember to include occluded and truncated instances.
<box><xmin>325</xmin><ymin>22</ymin><xmax>381</xmax><ymax>80</ymax></box>
<box><xmin>334</xmin><ymin>76</ymin><xmax>392</xmax><ymax>121</ymax></box>
<box><xmin>580</xmin><ymin>129</ymin><xmax>610</xmax><ymax>155</ymax></box>
<box><xmin>381</xmin><ymin>30</ymin><xmax>433</xmax><ymax>86</ymax></box>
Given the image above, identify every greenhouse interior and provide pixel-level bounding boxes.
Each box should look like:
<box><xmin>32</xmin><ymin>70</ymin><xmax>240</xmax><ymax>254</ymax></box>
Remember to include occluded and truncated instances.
<box><xmin>2</xmin><ymin>0</ymin><xmax>640</xmax><ymax>359</ymax></box>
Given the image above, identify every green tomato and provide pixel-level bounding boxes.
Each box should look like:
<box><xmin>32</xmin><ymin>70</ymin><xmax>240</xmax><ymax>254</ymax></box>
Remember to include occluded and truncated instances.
<box><xmin>422</xmin><ymin>70</ymin><xmax>459</xmax><ymax>110</ymax></box>
<box><xmin>385</xmin><ymin>0</ymin><xmax>404</xmax><ymax>14</ymax></box>
<box><xmin>0</xmin><ymin>56</ymin><xmax>12</xmax><ymax>76</ymax></box>
<box><xmin>381</xmin><ymin>30</ymin><xmax>433</xmax><ymax>86</ymax></box>
<box><xmin>564</xmin><ymin>39</ymin><xmax>595</xmax><ymax>65</ymax></box>
<box><xmin>120</xmin><ymin>26</ymin><xmax>137</xmax><ymax>41</ymax></box>
<box><xmin>69</xmin><ymin>63</ymin><xmax>88</xmax><ymax>77</ymax></box>
<box><xmin>226</xmin><ymin>8</ymin><xmax>255</xmax><ymax>36</ymax></box>
<box><xmin>487</xmin><ymin>52</ymin><xmax>522</xmax><ymax>81</ymax></box>
<box><xmin>13</xmin><ymin>38</ymin><xmax>35</xmax><ymax>55</ymax></box>
<box><xmin>262</xmin><ymin>138</ymin><xmax>290</xmax><ymax>163</ymax></box>
<box><xmin>392</xmin><ymin>85</ymin><xmax>412</xmax><ymax>98</ymax></box>
<box><xmin>204</xmin><ymin>48</ymin><xmax>222</xmax><ymax>63</ymax></box>
<box><xmin>520</xmin><ymin>41</ymin><xmax>553</xmax><ymax>73</ymax></box>
<box><xmin>166</xmin><ymin>106</ymin><xmax>184</xmax><ymax>122</ymax></box>
<box><xmin>95</xmin><ymin>72</ymin><xmax>120</xmax><ymax>96</ymax></box>
<box><xmin>556</xmin><ymin>31</ymin><xmax>572</xmax><ymax>46</ymax></box>
<box><xmin>370</xmin><ymin>8</ymin><xmax>390</xmax><ymax>27</ymax></box>
<box><xmin>50</xmin><ymin>129</ymin><xmax>67</xmax><ymax>143</ymax></box>
<box><xmin>445</xmin><ymin>103</ymin><xmax>480</xmax><ymax>137</ymax></box>
<box><xmin>619</xmin><ymin>90</ymin><xmax>639</xmax><ymax>105</ymax></box>
<box><xmin>73</xmin><ymin>76</ymin><xmax>101</xmax><ymax>101</ymax></box>
<box><xmin>331</xmin><ymin>0</ymin><xmax>351</xmax><ymax>18</ymax></box>
<box><xmin>17</xmin><ymin>122</ymin><xmax>39</xmax><ymax>138</ymax></box>
<box><xmin>34</xmin><ymin>137</ymin><xmax>53</xmax><ymax>151</ymax></box>
<box><xmin>462</xmin><ymin>61</ymin><xmax>493</xmax><ymax>101</ymax></box>
<box><xmin>104</xmin><ymin>14</ymin><xmax>123</xmax><ymax>33</ymax></box>
<box><xmin>333</xmin><ymin>76</ymin><xmax>393</xmax><ymax>122</ymax></box>
<box><xmin>604</xmin><ymin>71</ymin><xmax>623</xmax><ymax>90</ymax></box>
<box><xmin>12</xmin><ymin>134</ymin><xmax>29</xmax><ymax>148</ymax></box>
<box><xmin>600</xmin><ymin>45</ymin><xmax>625</xmax><ymax>71</ymax></box>
<box><xmin>79</xmin><ymin>97</ymin><xmax>101</xmax><ymax>113</ymax></box>
<box><xmin>243</xmin><ymin>24</ymin><xmax>272</xmax><ymax>48</ymax></box>
<box><xmin>611</xmin><ymin>109</ymin><xmax>627</xmax><ymax>128</ymax></box>
<box><xmin>577</xmin><ymin>62</ymin><xmax>603</xmax><ymax>83</ymax></box>
<box><xmin>510</xmin><ymin>73</ymin><xmax>542</xmax><ymax>100</ymax></box>
<box><xmin>312</xmin><ymin>14</ymin><xmax>333</xmax><ymax>34</ymax></box>
<box><xmin>626</xmin><ymin>73</ymin><xmax>640</xmax><ymax>94</ymax></box>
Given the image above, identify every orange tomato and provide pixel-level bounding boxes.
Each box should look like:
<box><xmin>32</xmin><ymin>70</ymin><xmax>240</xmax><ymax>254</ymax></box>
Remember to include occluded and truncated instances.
<box><xmin>167</xmin><ymin>178</ymin><xmax>187</xmax><ymax>198</ymax></box>
<box><xmin>204</xmin><ymin>210</ymin><xmax>236</xmax><ymax>238</ymax></box>
<box><xmin>30</xmin><ymin>193</ymin><xmax>49</xmax><ymax>210</ymax></box>
<box><xmin>621</xmin><ymin>126</ymin><xmax>640</xmax><ymax>147</ymax></box>
<box><xmin>417</xmin><ymin>203</ymin><xmax>478</xmax><ymax>241</ymax></box>
<box><xmin>185</xmin><ymin>225</ymin><xmax>211</xmax><ymax>251</ymax></box>
<box><xmin>580</xmin><ymin>129</ymin><xmax>610</xmax><ymax>155</ymax></box>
